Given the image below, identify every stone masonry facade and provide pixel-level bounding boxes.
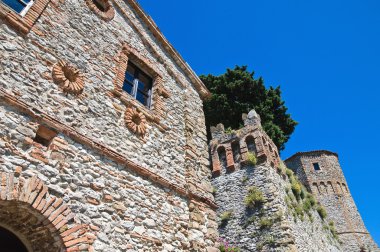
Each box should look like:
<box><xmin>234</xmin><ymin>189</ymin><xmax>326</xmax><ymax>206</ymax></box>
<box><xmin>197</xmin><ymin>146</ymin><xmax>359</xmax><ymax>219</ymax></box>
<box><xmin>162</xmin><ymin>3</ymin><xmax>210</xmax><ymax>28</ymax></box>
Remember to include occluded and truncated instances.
<box><xmin>1</xmin><ymin>0</ymin><xmax>379</xmax><ymax>251</ymax></box>
<box><xmin>0</xmin><ymin>0</ymin><xmax>217</xmax><ymax>251</ymax></box>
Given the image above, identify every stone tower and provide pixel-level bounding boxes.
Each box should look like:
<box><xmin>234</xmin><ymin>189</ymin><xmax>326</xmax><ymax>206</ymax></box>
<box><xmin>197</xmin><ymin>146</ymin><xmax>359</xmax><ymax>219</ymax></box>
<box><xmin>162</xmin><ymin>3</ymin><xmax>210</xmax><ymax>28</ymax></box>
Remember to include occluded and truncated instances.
<box><xmin>0</xmin><ymin>0</ymin><xmax>218</xmax><ymax>251</ymax></box>
<box><xmin>285</xmin><ymin>151</ymin><xmax>379</xmax><ymax>251</ymax></box>
<box><xmin>211</xmin><ymin>110</ymin><xmax>342</xmax><ymax>251</ymax></box>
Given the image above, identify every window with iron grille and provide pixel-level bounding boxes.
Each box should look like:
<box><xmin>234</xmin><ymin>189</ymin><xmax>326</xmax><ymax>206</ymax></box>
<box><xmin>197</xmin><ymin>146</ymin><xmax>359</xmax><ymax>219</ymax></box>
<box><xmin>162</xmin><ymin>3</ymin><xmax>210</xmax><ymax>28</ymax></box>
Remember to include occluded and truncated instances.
<box><xmin>1</xmin><ymin>0</ymin><xmax>33</xmax><ymax>16</ymax></box>
<box><xmin>123</xmin><ymin>62</ymin><xmax>153</xmax><ymax>108</ymax></box>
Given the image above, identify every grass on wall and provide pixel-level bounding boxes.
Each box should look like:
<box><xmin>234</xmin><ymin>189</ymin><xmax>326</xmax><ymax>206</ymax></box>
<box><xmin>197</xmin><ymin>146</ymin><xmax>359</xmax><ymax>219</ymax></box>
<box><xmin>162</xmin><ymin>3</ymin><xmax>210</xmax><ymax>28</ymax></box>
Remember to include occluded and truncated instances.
<box><xmin>244</xmin><ymin>186</ymin><xmax>264</xmax><ymax>208</ymax></box>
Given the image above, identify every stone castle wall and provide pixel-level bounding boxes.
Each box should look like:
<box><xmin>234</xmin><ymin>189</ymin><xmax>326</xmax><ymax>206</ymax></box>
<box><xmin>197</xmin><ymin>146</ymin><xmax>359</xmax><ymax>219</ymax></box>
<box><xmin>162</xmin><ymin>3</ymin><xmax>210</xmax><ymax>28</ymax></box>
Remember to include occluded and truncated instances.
<box><xmin>211</xmin><ymin>110</ymin><xmax>342</xmax><ymax>251</ymax></box>
<box><xmin>0</xmin><ymin>0</ymin><xmax>217</xmax><ymax>251</ymax></box>
<box><xmin>285</xmin><ymin>152</ymin><xmax>379</xmax><ymax>252</ymax></box>
<box><xmin>1</xmin><ymin>0</ymin><xmax>379</xmax><ymax>251</ymax></box>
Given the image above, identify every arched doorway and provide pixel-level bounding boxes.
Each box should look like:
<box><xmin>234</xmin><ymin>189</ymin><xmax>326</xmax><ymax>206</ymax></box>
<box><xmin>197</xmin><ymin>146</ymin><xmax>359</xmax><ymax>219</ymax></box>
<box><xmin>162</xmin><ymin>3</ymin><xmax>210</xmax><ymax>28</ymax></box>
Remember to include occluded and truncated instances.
<box><xmin>0</xmin><ymin>226</ymin><xmax>28</xmax><ymax>252</ymax></box>
<box><xmin>0</xmin><ymin>172</ymin><xmax>93</xmax><ymax>252</ymax></box>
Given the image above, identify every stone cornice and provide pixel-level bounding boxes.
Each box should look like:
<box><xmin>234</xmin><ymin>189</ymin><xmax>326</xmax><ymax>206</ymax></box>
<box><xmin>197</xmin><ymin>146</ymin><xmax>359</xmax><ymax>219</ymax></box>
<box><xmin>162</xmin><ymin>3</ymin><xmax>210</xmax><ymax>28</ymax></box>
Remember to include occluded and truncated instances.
<box><xmin>118</xmin><ymin>0</ymin><xmax>211</xmax><ymax>100</ymax></box>
<box><xmin>0</xmin><ymin>87</ymin><xmax>217</xmax><ymax>209</ymax></box>
<box><xmin>285</xmin><ymin>150</ymin><xmax>339</xmax><ymax>162</ymax></box>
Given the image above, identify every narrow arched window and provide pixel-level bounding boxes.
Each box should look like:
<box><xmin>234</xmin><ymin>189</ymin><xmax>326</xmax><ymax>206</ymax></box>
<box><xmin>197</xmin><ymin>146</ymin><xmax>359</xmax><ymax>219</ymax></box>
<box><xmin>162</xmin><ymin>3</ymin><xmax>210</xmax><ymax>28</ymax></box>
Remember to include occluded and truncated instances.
<box><xmin>217</xmin><ymin>146</ymin><xmax>227</xmax><ymax>171</ymax></box>
<box><xmin>231</xmin><ymin>141</ymin><xmax>240</xmax><ymax>163</ymax></box>
<box><xmin>245</xmin><ymin>135</ymin><xmax>256</xmax><ymax>153</ymax></box>
<box><xmin>0</xmin><ymin>226</ymin><xmax>28</xmax><ymax>252</ymax></box>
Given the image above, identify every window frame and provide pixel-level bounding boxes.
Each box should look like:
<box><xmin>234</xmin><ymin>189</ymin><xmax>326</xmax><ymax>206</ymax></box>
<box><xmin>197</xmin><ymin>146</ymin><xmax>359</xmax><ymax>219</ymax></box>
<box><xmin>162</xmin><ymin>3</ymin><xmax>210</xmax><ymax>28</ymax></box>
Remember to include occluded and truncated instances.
<box><xmin>113</xmin><ymin>44</ymin><xmax>164</xmax><ymax>111</ymax></box>
<box><xmin>20</xmin><ymin>0</ymin><xmax>34</xmax><ymax>16</ymax></box>
<box><xmin>112</xmin><ymin>44</ymin><xmax>171</xmax><ymax>133</ymax></box>
<box><xmin>123</xmin><ymin>62</ymin><xmax>153</xmax><ymax>108</ymax></box>
<box><xmin>1</xmin><ymin>0</ymin><xmax>34</xmax><ymax>16</ymax></box>
<box><xmin>312</xmin><ymin>162</ymin><xmax>321</xmax><ymax>171</ymax></box>
<box><xmin>0</xmin><ymin>0</ymin><xmax>50</xmax><ymax>34</ymax></box>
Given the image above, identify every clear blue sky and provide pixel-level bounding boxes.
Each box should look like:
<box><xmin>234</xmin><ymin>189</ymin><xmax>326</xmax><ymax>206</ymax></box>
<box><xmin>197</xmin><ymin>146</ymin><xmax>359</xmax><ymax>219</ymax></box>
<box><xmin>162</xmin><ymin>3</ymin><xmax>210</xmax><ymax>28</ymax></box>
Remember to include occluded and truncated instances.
<box><xmin>138</xmin><ymin>0</ymin><xmax>380</xmax><ymax>244</ymax></box>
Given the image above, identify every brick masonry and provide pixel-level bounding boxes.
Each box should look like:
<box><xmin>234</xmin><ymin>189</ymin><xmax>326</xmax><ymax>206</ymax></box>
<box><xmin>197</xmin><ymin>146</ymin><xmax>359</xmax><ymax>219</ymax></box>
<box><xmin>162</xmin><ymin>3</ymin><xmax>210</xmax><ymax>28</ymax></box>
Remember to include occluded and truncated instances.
<box><xmin>0</xmin><ymin>171</ymin><xmax>92</xmax><ymax>252</ymax></box>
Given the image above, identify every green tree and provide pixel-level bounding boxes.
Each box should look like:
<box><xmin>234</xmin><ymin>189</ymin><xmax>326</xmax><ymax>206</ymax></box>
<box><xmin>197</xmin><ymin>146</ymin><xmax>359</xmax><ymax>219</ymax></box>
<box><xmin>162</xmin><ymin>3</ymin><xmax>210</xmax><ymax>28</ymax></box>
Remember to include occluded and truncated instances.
<box><xmin>200</xmin><ymin>65</ymin><xmax>297</xmax><ymax>151</ymax></box>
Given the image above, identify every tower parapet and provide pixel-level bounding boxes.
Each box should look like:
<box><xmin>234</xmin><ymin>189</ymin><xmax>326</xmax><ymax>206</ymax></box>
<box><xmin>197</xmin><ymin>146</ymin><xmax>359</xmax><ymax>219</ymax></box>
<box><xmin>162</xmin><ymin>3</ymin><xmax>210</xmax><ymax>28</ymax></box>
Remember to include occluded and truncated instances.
<box><xmin>210</xmin><ymin>109</ymin><xmax>281</xmax><ymax>177</ymax></box>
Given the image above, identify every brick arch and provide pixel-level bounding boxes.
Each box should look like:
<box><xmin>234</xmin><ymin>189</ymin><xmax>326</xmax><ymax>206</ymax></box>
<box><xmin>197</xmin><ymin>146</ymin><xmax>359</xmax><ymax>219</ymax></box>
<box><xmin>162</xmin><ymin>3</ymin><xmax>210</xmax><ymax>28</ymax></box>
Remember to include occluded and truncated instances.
<box><xmin>0</xmin><ymin>172</ymin><xmax>93</xmax><ymax>252</ymax></box>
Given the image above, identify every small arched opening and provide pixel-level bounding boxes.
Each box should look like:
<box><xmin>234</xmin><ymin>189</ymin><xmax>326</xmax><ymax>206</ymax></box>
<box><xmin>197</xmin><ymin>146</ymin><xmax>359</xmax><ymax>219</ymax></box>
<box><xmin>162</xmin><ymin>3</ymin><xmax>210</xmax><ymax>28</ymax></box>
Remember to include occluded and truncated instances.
<box><xmin>0</xmin><ymin>225</ymin><xmax>28</xmax><ymax>252</ymax></box>
<box><xmin>327</xmin><ymin>181</ymin><xmax>335</xmax><ymax>194</ymax></box>
<box><xmin>0</xmin><ymin>172</ymin><xmax>92</xmax><ymax>252</ymax></box>
<box><xmin>336</xmin><ymin>182</ymin><xmax>342</xmax><ymax>194</ymax></box>
<box><xmin>245</xmin><ymin>135</ymin><xmax>256</xmax><ymax>153</ymax></box>
<box><xmin>217</xmin><ymin>146</ymin><xmax>227</xmax><ymax>172</ymax></box>
<box><xmin>312</xmin><ymin>182</ymin><xmax>320</xmax><ymax>194</ymax></box>
<box><xmin>320</xmin><ymin>182</ymin><xmax>327</xmax><ymax>194</ymax></box>
<box><xmin>231</xmin><ymin>141</ymin><xmax>241</xmax><ymax>164</ymax></box>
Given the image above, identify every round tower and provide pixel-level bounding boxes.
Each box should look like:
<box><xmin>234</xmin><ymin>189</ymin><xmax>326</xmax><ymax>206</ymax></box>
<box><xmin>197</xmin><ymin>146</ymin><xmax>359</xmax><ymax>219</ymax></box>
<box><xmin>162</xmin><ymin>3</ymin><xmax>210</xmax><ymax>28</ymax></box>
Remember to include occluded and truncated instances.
<box><xmin>285</xmin><ymin>151</ymin><xmax>379</xmax><ymax>252</ymax></box>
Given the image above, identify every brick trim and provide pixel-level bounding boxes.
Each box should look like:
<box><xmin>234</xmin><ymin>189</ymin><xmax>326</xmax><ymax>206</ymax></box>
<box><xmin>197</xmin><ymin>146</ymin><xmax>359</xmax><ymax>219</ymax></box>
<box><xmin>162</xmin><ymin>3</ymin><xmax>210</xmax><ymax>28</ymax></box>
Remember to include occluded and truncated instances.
<box><xmin>0</xmin><ymin>87</ymin><xmax>217</xmax><ymax>209</ymax></box>
<box><xmin>85</xmin><ymin>0</ymin><xmax>115</xmax><ymax>21</ymax></box>
<box><xmin>0</xmin><ymin>172</ymin><xmax>93</xmax><ymax>251</ymax></box>
<box><xmin>124</xmin><ymin>107</ymin><xmax>147</xmax><ymax>137</ymax></box>
<box><xmin>210</xmin><ymin>127</ymin><xmax>281</xmax><ymax>177</ymax></box>
<box><xmin>112</xmin><ymin>0</ymin><xmax>211</xmax><ymax>100</ymax></box>
<box><xmin>112</xmin><ymin>44</ymin><xmax>170</xmax><ymax>133</ymax></box>
<box><xmin>0</xmin><ymin>0</ymin><xmax>51</xmax><ymax>34</ymax></box>
<box><xmin>52</xmin><ymin>60</ymin><xmax>85</xmax><ymax>95</ymax></box>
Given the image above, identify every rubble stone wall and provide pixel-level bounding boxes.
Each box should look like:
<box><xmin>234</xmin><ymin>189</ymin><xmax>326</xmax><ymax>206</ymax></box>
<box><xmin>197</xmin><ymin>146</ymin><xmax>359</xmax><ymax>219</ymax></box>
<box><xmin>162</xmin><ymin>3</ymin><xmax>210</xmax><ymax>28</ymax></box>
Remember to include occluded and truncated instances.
<box><xmin>211</xmin><ymin>111</ymin><xmax>341</xmax><ymax>252</ymax></box>
<box><xmin>285</xmin><ymin>152</ymin><xmax>379</xmax><ymax>252</ymax></box>
<box><xmin>0</xmin><ymin>0</ymin><xmax>216</xmax><ymax>251</ymax></box>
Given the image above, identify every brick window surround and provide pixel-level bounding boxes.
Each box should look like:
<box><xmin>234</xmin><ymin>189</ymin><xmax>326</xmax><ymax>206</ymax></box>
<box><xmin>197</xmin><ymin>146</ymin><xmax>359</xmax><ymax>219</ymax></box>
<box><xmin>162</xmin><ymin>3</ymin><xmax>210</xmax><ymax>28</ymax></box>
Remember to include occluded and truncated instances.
<box><xmin>113</xmin><ymin>44</ymin><xmax>170</xmax><ymax>133</ymax></box>
<box><xmin>85</xmin><ymin>0</ymin><xmax>115</xmax><ymax>21</ymax></box>
<box><xmin>0</xmin><ymin>0</ymin><xmax>50</xmax><ymax>34</ymax></box>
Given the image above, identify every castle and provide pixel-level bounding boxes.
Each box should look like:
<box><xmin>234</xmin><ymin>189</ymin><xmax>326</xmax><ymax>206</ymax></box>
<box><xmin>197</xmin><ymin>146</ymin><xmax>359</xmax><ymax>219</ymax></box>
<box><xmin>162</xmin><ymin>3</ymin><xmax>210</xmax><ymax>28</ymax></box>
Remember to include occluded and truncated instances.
<box><xmin>0</xmin><ymin>0</ymin><xmax>377</xmax><ymax>251</ymax></box>
<box><xmin>211</xmin><ymin>110</ymin><xmax>379</xmax><ymax>251</ymax></box>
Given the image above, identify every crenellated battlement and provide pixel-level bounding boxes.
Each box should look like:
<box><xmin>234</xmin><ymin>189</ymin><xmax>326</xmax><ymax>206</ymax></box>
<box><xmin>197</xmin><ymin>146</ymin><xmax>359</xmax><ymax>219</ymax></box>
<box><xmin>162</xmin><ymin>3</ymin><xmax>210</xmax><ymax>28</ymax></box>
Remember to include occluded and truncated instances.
<box><xmin>209</xmin><ymin>110</ymin><xmax>281</xmax><ymax>177</ymax></box>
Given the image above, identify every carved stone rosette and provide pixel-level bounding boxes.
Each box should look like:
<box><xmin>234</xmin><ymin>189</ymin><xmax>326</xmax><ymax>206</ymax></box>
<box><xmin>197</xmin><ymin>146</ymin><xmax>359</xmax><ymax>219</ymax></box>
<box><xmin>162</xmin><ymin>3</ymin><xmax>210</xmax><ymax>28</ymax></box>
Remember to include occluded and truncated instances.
<box><xmin>52</xmin><ymin>60</ymin><xmax>85</xmax><ymax>95</ymax></box>
<box><xmin>124</xmin><ymin>107</ymin><xmax>147</xmax><ymax>137</ymax></box>
<box><xmin>85</xmin><ymin>0</ymin><xmax>115</xmax><ymax>21</ymax></box>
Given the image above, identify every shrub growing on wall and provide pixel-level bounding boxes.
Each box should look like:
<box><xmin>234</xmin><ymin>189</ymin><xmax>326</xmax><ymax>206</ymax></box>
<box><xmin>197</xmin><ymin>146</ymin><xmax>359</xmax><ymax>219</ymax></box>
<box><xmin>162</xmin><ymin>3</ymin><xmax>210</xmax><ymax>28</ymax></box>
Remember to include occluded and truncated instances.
<box><xmin>244</xmin><ymin>186</ymin><xmax>265</xmax><ymax>208</ymax></box>
<box><xmin>246</xmin><ymin>152</ymin><xmax>257</xmax><ymax>166</ymax></box>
